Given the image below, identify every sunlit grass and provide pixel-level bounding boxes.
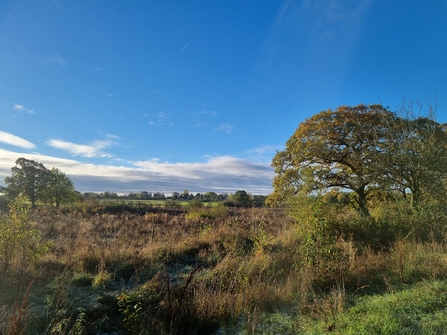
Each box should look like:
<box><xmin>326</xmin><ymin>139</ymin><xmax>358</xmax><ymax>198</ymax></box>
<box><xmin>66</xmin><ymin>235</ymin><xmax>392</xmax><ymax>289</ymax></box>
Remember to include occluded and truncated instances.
<box><xmin>1</xmin><ymin>202</ymin><xmax>447</xmax><ymax>334</ymax></box>
<box><xmin>305</xmin><ymin>280</ymin><xmax>447</xmax><ymax>335</ymax></box>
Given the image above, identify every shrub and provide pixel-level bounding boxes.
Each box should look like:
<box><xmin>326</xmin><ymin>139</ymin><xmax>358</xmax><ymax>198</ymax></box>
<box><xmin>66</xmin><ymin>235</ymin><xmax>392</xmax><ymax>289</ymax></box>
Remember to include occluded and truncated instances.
<box><xmin>187</xmin><ymin>203</ymin><xmax>229</xmax><ymax>220</ymax></box>
<box><xmin>287</xmin><ymin>195</ymin><xmax>345</xmax><ymax>270</ymax></box>
<box><xmin>0</xmin><ymin>195</ymin><xmax>48</xmax><ymax>275</ymax></box>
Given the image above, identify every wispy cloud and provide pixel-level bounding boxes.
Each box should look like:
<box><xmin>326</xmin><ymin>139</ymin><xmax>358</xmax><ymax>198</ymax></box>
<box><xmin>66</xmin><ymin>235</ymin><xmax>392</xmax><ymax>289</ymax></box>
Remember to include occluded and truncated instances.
<box><xmin>41</xmin><ymin>54</ymin><xmax>67</xmax><ymax>67</ymax></box>
<box><xmin>14</xmin><ymin>104</ymin><xmax>34</xmax><ymax>114</ymax></box>
<box><xmin>248</xmin><ymin>145</ymin><xmax>282</xmax><ymax>154</ymax></box>
<box><xmin>0</xmin><ymin>149</ymin><xmax>274</xmax><ymax>195</ymax></box>
<box><xmin>181</xmin><ymin>43</ymin><xmax>189</xmax><ymax>52</ymax></box>
<box><xmin>147</xmin><ymin>112</ymin><xmax>173</xmax><ymax>126</ymax></box>
<box><xmin>105</xmin><ymin>134</ymin><xmax>120</xmax><ymax>139</ymax></box>
<box><xmin>199</xmin><ymin>110</ymin><xmax>218</xmax><ymax>116</ymax></box>
<box><xmin>0</xmin><ymin>131</ymin><xmax>36</xmax><ymax>149</ymax></box>
<box><xmin>246</xmin><ymin>145</ymin><xmax>282</xmax><ymax>163</ymax></box>
<box><xmin>215</xmin><ymin>124</ymin><xmax>233</xmax><ymax>133</ymax></box>
<box><xmin>46</xmin><ymin>139</ymin><xmax>115</xmax><ymax>158</ymax></box>
<box><xmin>157</xmin><ymin>112</ymin><xmax>173</xmax><ymax>126</ymax></box>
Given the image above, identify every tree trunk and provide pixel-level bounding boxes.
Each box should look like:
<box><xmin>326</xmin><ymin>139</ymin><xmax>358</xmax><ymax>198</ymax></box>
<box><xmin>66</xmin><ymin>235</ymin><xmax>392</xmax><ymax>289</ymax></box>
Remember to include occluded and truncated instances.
<box><xmin>356</xmin><ymin>187</ymin><xmax>370</xmax><ymax>216</ymax></box>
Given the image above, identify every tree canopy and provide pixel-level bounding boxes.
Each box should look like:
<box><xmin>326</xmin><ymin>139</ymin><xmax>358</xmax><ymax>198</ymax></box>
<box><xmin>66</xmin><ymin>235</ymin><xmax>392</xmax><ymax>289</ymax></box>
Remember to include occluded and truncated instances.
<box><xmin>44</xmin><ymin>168</ymin><xmax>77</xmax><ymax>208</ymax></box>
<box><xmin>229</xmin><ymin>190</ymin><xmax>252</xmax><ymax>207</ymax></box>
<box><xmin>3</xmin><ymin>158</ymin><xmax>51</xmax><ymax>208</ymax></box>
<box><xmin>3</xmin><ymin>158</ymin><xmax>77</xmax><ymax>208</ymax></box>
<box><xmin>380</xmin><ymin>108</ymin><xmax>447</xmax><ymax>207</ymax></box>
<box><xmin>267</xmin><ymin>103</ymin><xmax>447</xmax><ymax>215</ymax></box>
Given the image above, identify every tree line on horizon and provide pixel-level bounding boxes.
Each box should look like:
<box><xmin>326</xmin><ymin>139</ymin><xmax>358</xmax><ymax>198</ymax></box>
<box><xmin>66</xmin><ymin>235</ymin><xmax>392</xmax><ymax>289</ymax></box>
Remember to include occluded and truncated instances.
<box><xmin>84</xmin><ymin>190</ymin><xmax>228</xmax><ymax>201</ymax></box>
<box><xmin>0</xmin><ymin>158</ymin><xmax>268</xmax><ymax>209</ymax></box>
<box><xmin>83</xmin><ymin>190</ymin><xmax>268</xmax><ymax>207</ymax></box>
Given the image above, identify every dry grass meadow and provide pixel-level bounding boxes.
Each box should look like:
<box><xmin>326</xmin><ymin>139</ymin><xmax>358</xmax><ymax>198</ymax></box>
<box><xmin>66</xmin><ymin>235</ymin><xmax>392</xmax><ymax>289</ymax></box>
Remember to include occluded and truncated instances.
<box><xmin>2</xmin><ymin>199</ymin><xmax>447</xmax><ymax>334</ymax></box>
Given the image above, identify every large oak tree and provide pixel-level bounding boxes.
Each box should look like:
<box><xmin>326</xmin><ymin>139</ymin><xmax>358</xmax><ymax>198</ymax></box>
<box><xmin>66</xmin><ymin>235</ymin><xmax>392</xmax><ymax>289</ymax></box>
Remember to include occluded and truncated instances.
<box><xmin>268</xmin><ymin>104</ymin><xmax>393</xmax><ymax>215</ymax></box>
<box><xmin>268</xmin><ymin>103</ymin><xmax>447</xmax><ymax>214</ymax></box>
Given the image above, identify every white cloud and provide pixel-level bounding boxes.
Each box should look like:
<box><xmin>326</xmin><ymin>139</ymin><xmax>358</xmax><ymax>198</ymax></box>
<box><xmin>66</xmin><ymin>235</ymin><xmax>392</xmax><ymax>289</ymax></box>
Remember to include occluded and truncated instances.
<box><xmin>0</xmin><ymin>131</ymin><xmax>36</xmax><ymax>149</ymax></box>
<box><xmin>157</xmin><ymin>112</ymin><xmax>173</xmax><ymax>126</ymax></box>
<box><xmin>130</xmin><ymin>156</ymin><xmax>274</xmax><ymax>193</ymax></box>
<box><xmin>105</xmin><ymin>134</ymin><xmax>120</xmax><ymax>139</ymax></box>
<box><xmin>248</xmin><ymin>145</ymin><xmax>282</xmax><ymax>154</ymax></box>
<box><xmin>146</xmin><ymin>112</ymin><xmax>173</xmax><ymax>126</ymax></box>
<box><xmin>46</xmin><ymin>139</ymin><xmax>114</xmax><ymax>158</ymax></box>
<box><xmin>246</xmin><ymin>145</ymin><xmax>282</xmax><ymax>164</ymax></box>
<box><xmin>199</xmin><ymin>110</ymin><xmax>218</xmax><ymax>116</ymax></box>
<box><xmin>215</xmin><ymin>124</ymin><xmax>233</xmax><ymax>133</ymax></box>
<box><xmin>0</xmin><ymin>149</ymin><xmax>274</xmax><ymax>195</ymax></box>
<box><xmin>14</xmin><ymin>104</ymin><xmax>34</xmax><ymax>114</ymax></box>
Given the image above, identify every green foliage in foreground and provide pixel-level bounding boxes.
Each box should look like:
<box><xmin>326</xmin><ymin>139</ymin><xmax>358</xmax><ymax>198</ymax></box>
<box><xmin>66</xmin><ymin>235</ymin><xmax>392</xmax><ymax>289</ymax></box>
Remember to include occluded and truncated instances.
<box><xmin>0</xmin><ymin>195</ymin><xmax>48</xmax><ymax>274</ymax></box>
<box><xmin>224</xmin><ymin>280</ymin><xmax>447</xmax><ymax>335</ymax></box>
<box><xmin>304</xmin><ymin>280</ymin><xmax>447</xmax><ymax>335</ymax></box>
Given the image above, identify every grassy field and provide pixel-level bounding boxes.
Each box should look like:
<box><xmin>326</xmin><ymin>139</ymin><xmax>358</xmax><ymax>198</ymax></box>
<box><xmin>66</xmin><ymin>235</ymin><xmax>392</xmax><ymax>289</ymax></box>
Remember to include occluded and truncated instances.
<box><xmin>97</xmin><ymin>198</ymin><xmax>221</xmax><ymax>209</ymax></box>
<box><xmin>1</xmin><ymin>199</ymin><xmax>447</xmax><ymax>334</ymax></box>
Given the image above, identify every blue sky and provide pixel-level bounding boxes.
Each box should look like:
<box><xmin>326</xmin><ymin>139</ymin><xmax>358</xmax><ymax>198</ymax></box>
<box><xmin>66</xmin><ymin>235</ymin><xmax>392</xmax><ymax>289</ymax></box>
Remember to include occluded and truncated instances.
<box><xmin>1</xmin><ymin>0</ymin><xmax>446</xmax><ymax>195</ymax></box>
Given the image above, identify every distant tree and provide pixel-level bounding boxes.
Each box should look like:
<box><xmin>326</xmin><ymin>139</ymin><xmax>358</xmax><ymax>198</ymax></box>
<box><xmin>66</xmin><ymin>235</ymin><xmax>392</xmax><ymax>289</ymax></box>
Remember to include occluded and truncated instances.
<box><xmin>218</xmin><ymin>193</ymin><xmax>228</xmax><ymax>201</ymax></box>
<box><xmin>100</xmin><ymin>191</ymin><xmax>118</xmax><ymax>199</ymax></box>
<box><xmin>127</xmin><ymin>192</ymin><xmax>139</xmax><ymax>200</ymax></box>
<box><xmin>252</xmin><ymin>195</ymin><xmax>267</xmax><ymax>207</ymax></box>
<box><xmin>140</xmin><ymin>191</ymin><xmax>151</xmax><ymax>200</ymax></box>
<box><xmin>321</xmin><ymin>189</ymin><xmax>350</xmax><ymax>206</ymax></box>
<box><xmin>4</xmin><ymin>158</ymin><xmax>52</xmax><ymax>208</ymax></box>
<box><xmin>152</xmin><ymin>192</ymin><xmax>165</xmax><ymax>200</ymax></box>
<box><xmin>84</xmin><ymin>192</ymin><xmax>100</xmax><ymax>200</ymax></box>
<box><xmin>230</xmin><ymin>190</ymin><xmax>252</xmax><ymax>207</ymax></box>
<box><xmin>180</xmin><ymin>190</ymin><xmax>190</xmax><ymax>200</ymax></box>
<box><xmin>204</xmin><ymin>192</ymin><xmax>218</xmax><ymax>202</ymax></box>
<box><xmin>43</xmin><ymin>168</ymin><xmax>77</xmax><ymax>208</ymax></box>
<box><xmin>171</xmin><ymin>192</ymin><xmax>180</xmax><ymax>200</ymax></box>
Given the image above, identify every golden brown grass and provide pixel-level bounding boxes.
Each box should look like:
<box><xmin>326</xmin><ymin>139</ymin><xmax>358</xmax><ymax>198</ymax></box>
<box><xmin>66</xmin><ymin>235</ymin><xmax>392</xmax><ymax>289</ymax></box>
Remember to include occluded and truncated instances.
<box><xmin>1</xmin><ymin>202</ymin><xmax>447</xmax><ymax>334</ymax></box>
